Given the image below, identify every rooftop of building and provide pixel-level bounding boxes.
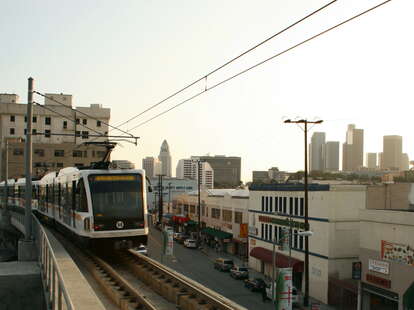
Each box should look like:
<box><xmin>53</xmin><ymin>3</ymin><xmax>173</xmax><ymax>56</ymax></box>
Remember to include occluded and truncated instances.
<box><xmin>188</xmin><ymin>188</ymin><xmax>249</xmax><ymax>198</ymax></box>
<box><xmin>249</xmin><ymin>183</ymin><xmax>330</xmax><ymax>191</ymax></box>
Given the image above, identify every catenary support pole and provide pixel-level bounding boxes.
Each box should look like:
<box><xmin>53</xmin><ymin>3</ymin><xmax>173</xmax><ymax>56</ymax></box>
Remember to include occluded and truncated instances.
<box><xmin>24</xmin><ymin>77</ymin><xmax>34</xmax><ymax>241</ymax></box>
<box><xmin>304</xmin><ymin>120</ymin><xmax>309</xmax><ymax>307</ymax></box>
<box><xmin>197</xmin><ymin>160</ymin><xmax>201</xmax><ymax>241</ymax></box>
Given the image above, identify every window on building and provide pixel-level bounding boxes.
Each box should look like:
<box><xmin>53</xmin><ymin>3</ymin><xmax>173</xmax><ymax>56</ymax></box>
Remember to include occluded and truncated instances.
<box><xmin>275</xmin><ymin>196</ymin><xmax>278</xmax><ymax>211</ymax></box>
<box><xmin>261</xmin><ymin>196</ymin><xmax>265</xmax><ymax>212</ymax></box>
<box><xmin>279</xmin><ymin>197</ymin><xmax>283</xmax><ymax>212</ymax></box>
<box><xmin>54</xmin><ymin>150</ymin><xmax>64</xmax><ymax>157</ymax></box>
<box><xmin>265</xmin><ymin>196</ymin><xmax>268</xmax><ymax>212</ymax></box>
<box><xmin>234</xmin><ymin>211</ymin><xmax>243</xmax><ymax>224</ymax></box>
<box><xmin>56</xmin><ymin>163</ymin><xmax>64</xmax><ymax>168</ymax></box>
<box><xmin>265</xmin><ymin>224</ymin><xmax>268</xmax><ymax>240</ymax></box>
<box><xmin>82</xmin><ymin>119</ymin><xmax>87</xmax><ymax>125</ymax></box>
<box><xmin>32</xmin><ymin>129</ymin><xmax>37</xmax><ymax>135</ymax></box>
<box><xmin>274</xmin><ymin>225</ymin><xmax>278</xmax><ymax>242</ymax></box>
<box><xmin>289</xmin><ymin>197</ymin><xmax>293</xmax><ymax>215</ymax></box>
<box><xmin>222</xmin><ymin>210</ymin><xmax>232</xmax><ymax>222</ymax></box>
<box><xmin>10</xmin><ymin>115</ymin><xmax>15</xmax><ymax>122</ymax></box>
<box><xmin>13</xmin><ymin>148</ymin><xmax>24</xmax><ymax>156</ymax></box>
<box><xmin>75</xmin><ymin>131</ymin><xmax>81</xmax><ymax>137</ymax></box>
<box><xmin>211</xmin><ymin>208</ymin><xmax>220</xmax><ymax>219</ymax></box>
<box><xmin>34</xmin><ymin>149</ymin><xmax>45</xmax><ymax>157</ymax></box>
<box><xmin>76</xmin><ymin>119</ymin><xmax>80</xmax><ymax>124</ymax></box>
<box><xmin>9</xmin><ymin>128</ymin><xmax>15</xmax><ymax>135</ymax></box>
<box><xmin>261</xmin><ymin>223</ymin><xmax>264</xmax><ymax>239</ymax></box>
<box><xmin>45</xmin><ymin>129</ymin><xmax>51</xmax><ymax>138</ymax></box>
<box><xmin>63</xmin><ymin>121</ymin><xmax>67</xmax><ymax>129</ymax></box>
<box><xmin>73</xmin><ymin>150</ymin><xmax>83</xmax><ymax>157</ymax></box>
<box><xmin>283</xmin><ymin>197</ymin><xmax>287</xmax><ymax>214</ymax></box>
<box><xmin>269</xmin><ymin>225</ymin><xmax>273</xmax><ymax>241</ymax></box>
<box><xmin>300</xmin><ymin>198</ymin><xmax>304</xmax><ymax>216</ymax></box>
<box><xmin>33</xmin><ymin>116</ymin><xmax>37</xmax><ymax>123</ymax></box>
<box><xmin>294</xmin><ymin>197</ymin><xmax>299</xmax><ymax>215</ymax></box>
<box><xmin>299</xmin><ymin>235</ymin><xmax>304</xmax><ymax>250</ymax></box>
<box><xmin>269</xmin><ymin>197</ymin><xmax>273</xmax><ymax>213</ymax></box>
<box><xmin>24</xmin><ymin>116</ymin><xmax>27</xmax><ymax>122</ymax></box>
<box><xmin>45</xmin><ymin>117</ymin><xmax>51</xmax><ymax>125</ymax></box>
<box><xmin>97</xmin><ymin>120</ymin><xmax>101</xmax><ymax>127</ymax></box>
<box><xmin>293</xmin><ymin>229</ymin><xmax>298</xmax><ymax>249</ymax></box>
<box><xmin>24</xmin><ymin>129</ymin><xmax>27</xmax><ymax>135</ymax></box>
<box><xmin>81</xmin><ymin>131</ymin><xmax>89</xmax><ymax>139</ymax></box>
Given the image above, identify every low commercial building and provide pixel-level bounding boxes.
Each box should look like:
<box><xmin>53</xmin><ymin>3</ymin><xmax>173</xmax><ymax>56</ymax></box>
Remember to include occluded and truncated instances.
<box><xmin>359</xmin><ymin>184</ymin><xmax>414</xmax><ymax>310</ymax></box>
<box><xmin>248</xmin><ymin>183</ymin><xmax>365</xmax><ymax>305</ymax></box>
<box><xmin>173</xmin><ymin>189</ymin><xmax>249</xmax><ymax>258</ymax></box>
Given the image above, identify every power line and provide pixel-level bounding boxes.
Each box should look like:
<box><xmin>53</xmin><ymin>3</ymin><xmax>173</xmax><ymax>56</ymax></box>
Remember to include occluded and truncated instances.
<box><xmin>109</xmin><ymin>0</ymin><xmax>338</xmax><ymax>130</ymax></box>
<box><xmin>33</xmin><ymin>91</ymin><xmax>133</xmax><ymax>137</ymax></box>
<box><xmin>127</xmin><ymin>0</ymin><xmax>392</xmax><ymax>131</ymax></box>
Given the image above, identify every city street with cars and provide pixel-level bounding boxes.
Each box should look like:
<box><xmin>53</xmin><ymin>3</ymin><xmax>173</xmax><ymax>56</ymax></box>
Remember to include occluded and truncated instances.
<box><xmin>146</xmin><ymin>225</ymin><xmax>282</xmax><ymax>310</ymax></box>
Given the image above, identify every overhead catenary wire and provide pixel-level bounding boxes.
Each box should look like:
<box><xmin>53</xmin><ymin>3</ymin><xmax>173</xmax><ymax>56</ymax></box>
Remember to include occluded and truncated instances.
<box><xmin>126</xmin><ymin>0</ymin><xmax>392</xmax><ymax>131</ymax></box>
<box><xmin>108</xmin><ymin>0</ymin><xmax>339</xmax><ymax>130</ymax></box>
<box><xmin>33</xmin><ymin>91</ymin><xmax>134</xmax><ymax>137</ymax></box>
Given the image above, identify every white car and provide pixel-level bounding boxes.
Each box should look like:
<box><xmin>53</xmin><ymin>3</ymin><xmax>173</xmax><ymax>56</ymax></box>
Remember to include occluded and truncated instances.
<box><xmin>183</xmin><ymin>239</ymin><xmax>197</xmax><ymax>249</ymax></box>
<box><xmin>134</xmin><ymin>244</ymin><xmax>148</xmax><ymax>256</ymax></box>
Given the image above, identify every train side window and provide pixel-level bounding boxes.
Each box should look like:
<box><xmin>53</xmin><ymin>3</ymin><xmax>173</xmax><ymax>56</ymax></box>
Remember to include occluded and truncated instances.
<box><xmin>75</xmin><ymin>179</ymin><xmax>88</xmax><ymax>212</ymax></box>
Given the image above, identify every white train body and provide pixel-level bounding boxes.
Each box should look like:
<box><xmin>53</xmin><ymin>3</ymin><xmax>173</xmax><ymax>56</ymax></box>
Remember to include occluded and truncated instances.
<box><xmin>1</xmin><ymin>167</ymin><xmax>149</xmax><ymax>248</ymax></box>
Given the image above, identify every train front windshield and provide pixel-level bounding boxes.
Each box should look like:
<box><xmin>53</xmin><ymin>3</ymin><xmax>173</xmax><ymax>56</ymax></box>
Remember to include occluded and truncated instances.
<box><xmin>88</xmin><ymin>174</ymin><xmax>144</xmax><ymax>225</ymax></box>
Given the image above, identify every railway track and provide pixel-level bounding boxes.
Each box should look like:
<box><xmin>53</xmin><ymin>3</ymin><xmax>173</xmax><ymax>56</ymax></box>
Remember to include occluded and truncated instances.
<box><xmin>51</xmin><ymin>228</ymin><xmax>247</xmax><ymax>310</ymax></box>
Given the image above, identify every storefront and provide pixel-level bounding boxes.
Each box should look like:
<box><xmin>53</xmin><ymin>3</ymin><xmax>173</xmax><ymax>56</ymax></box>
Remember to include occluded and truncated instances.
<box><xmin>250</xmin><ymin>246</ymin><xmax>304</xmax><ymax>290</ymax></box>
<box><xmin>201</xmin><ymin>227</ymin><xmax>233</xmax><ymax>253</ymax></box>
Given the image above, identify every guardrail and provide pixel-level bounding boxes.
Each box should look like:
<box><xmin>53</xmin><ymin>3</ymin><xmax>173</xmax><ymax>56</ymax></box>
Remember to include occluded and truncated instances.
<box><xmin>8</xmin><ymin>210</ymin><xmax>105</xmax><ymax>310</ymax></box>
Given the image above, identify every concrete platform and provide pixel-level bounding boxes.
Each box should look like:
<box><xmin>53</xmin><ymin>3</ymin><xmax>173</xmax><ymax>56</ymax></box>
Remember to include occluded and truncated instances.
<box><xmin>0</xmin><ymin>261</ymin><xmax>44</xmax><ymax>310</ymax></box>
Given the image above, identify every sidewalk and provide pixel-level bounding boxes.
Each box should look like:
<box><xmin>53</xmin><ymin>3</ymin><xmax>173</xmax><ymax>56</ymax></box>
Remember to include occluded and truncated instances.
<box><xmin>198</xmin><ymin>244</ymin><xmax>336</xmax><ymax>310</ymax></box>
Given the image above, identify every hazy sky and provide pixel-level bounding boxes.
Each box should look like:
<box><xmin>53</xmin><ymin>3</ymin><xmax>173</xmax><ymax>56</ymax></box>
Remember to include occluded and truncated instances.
<box><xmin>1</xmin><ymin>0</ymin><xmax>412</xmax><ymax>181</ymax></box>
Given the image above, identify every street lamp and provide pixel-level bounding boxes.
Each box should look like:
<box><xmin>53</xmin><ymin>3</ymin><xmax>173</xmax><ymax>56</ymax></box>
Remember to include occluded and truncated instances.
<box><xmin>284</xmin><ymin>118</ymin><xmax>323</xmax><ymax>307</ymax></box>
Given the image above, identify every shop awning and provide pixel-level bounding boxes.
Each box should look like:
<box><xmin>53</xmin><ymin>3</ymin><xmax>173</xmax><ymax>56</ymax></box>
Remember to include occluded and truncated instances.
<box><xmin>186</xmin><ymin>220</ymin><xmax>198</xmax><ymax>226</ymax></box>
<box><xmin>202</xmin><ymin>227</ymin><xmax>233</xmax><ymax>240</ymax></box>
<box><xmin>250</xmin><ymin>247</ymin><xmax>304</xmax><ymax>272</ymax></box>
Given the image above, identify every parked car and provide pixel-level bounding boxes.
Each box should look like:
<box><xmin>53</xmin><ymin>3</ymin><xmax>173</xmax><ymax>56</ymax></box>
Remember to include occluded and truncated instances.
<box><xmin>183</xmin><ymin>239</ymin><xmax>197</xmax><ymax>248</ymax></box>
<box><xmin>244</xmin><ymin>278</ymin><xmax>267</xmax><ymax>292</ymax></box>
<box><xmin>265</xmin><ymin>282</ymin><xmax>299</xmax><ymax>304</ymax></box>
<box><xmin>133</xmin><ymin>244</ymin><xmax>148</xmax><ymax>256</ymax></box>
<box><xmin>173</xmin><ymin>232</ymin><xmax>182</xmax><ymax>241</ymax></box>
<box><xmin>213</xmin><ymin>258</ymin><xmax>234</xmax><ymax>271</ymax></box>
<box><xmin>177</xmin><ymin>234</ymin><xmax>190</xmax><ymax>244</ymax></box>
<box><xmin>230</xmin><ymin>266</ymin><xmax>249</xmax><ymax>279</ymax></box>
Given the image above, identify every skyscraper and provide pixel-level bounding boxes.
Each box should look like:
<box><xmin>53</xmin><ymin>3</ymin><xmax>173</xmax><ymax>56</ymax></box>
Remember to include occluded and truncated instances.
<box><xmin>400</xmin><ymin>153</ymin><xmax>409</xmax><ymax>171</ymax></box>
<box><xmin>158</xmin><ymin>140</ymin><xmax>172</xmax><ymax>177</ymax></box>
<box><xmin>324</xmin><ymin>141</ymin><xmax>339</xmax><ymax>171</ymax></box>
<box><xmin>366</xmin><ymin>153</ymin><xmax>377</xmax><ymax>169</ymax></box>
<box><xmin>342</xmin><ymin>124</ymin><xmax>364</xmax><ymax>171</ymax></box>
<box><xmin>142</xmin><ymin>157</ymin><xmax>161</xmax><ymax>177</ymax></box>
<box><xmin>383</xmin><ymin>135</ymin><xmax>402</xmax><ymax>171</ymax></box>
<box><xmin>195</xmin><ymin>155</ymin><xmax>241</xmax><ymax>187</ymax></box>
<box><xmin>176</xmin><ymin>159</ymin><xmax>193</xmax><ymax>179</ymax></box>
<box><xmin>310</xmin><ymin>132</ymin><xmax>325</xmax><ymax>172</ymax></box>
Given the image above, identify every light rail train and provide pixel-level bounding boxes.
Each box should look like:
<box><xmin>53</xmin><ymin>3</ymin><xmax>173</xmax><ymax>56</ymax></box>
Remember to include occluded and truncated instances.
<box><xmin>0</xmin><ymin>166</ymin><xmax>149</xmax><ymax>249</ymax></box>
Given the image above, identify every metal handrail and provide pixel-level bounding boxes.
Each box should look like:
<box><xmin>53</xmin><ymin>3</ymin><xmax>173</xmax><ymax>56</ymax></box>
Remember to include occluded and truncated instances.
<box><xmin>33</xmin><ymin>216</ymin><xmax>74</xmax><ymax>310</ymax></box>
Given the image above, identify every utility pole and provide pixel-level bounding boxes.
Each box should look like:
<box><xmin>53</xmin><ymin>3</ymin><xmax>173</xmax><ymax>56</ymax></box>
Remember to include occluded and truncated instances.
<box><xmin>24</xmin><ymin>77</ymin><xmax>34</xmax><ymax>241</ymax></box>
<box><xmin>284</xmin><ymin>118</ymin><xmax>323</xmax><ymax>307</ymax></box>
<box><xmin>168</xmin><ymin>182</ymin><xmax>172</xmax><ymax>213</ymax></box>
<box><xmin>157</xmin><ymin>174</ymin><xmax>165</xmax><ymax>225</ymax></box>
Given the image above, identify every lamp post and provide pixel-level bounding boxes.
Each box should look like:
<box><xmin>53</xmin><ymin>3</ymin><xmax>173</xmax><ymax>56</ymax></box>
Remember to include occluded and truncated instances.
<box><xmin>284</xmin><ymin>118</ymin><xmax>323</xmax><ymax>307</ymax></box>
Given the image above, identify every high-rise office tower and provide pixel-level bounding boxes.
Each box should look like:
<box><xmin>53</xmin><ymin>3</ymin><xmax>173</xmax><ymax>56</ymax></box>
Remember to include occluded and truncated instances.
<box><xmin>310</xmin><ymin>132</ymin><xmax>325</xmax><ymax>171</ymax></box>
<box><xmin>142</xmin><ymin>157</ymin><xmax>161</xmax><ymax>178</ymax></box>
<box><xmin>378</xmin><ymin>152</ymin><xmax>384</xmax><ymax>170</ymax></box>
<box><xmin>158</xmin><ymin>140</ymin><xmax>172</xmax><ymax>177</ymax></box>
<box><xmin>366</xmin><ymin>153</ymin><xmax>377</xmax><ymax>169</ymax></box>
<box><xmin>400</xmin><ymin>153</ymin><xmax>409</xmax><ymax>171</ymax></box>
<box><xmin>324</xmin><ymin>141</ymin><xmax>339</xmax><ymax>171</ymax></box>
<box><xmin>342</xmin><ymin>124</ymin><xmax>364</xmax><ymax>171</ymax></box>
<box><xmin>383</xmin><ymin>135</ymin><xmax>402</xmax><ymax>171</ymax></box>
<box><xmin>176</xmin><ymin>159</ymin><xmax>193</xmax><ymax>179</ymax></box>
<box><xmin>194</xmin><ymin>155</ymin><xmax>241</xmax><ymax>187</ymax></box>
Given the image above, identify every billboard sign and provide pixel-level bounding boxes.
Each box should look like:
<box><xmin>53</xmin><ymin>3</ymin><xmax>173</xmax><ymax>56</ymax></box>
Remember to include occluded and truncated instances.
<box><xmin>276</xmin><ymin>267</ymin><xmax>293</xmax><ymax>310</ymax></box>
<box><xmin>163</xmin><ymin>227</ymin><xmax>174</xmax><ymax>256</ymax></box>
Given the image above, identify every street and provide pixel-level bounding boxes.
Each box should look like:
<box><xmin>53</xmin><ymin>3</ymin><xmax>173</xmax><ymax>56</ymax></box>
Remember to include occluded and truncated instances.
<box><xmin>146</xmin><ymin>226</ymin><xmax>277</xmax><ymax>310</ymax></box>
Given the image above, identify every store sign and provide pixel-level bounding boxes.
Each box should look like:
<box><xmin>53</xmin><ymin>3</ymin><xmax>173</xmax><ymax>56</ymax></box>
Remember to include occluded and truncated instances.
<box><xmin>368</xmin><ymin>259</ymin><xmax>389</xmax><ymax>275</ymax></box>
<box><xmin>258</xmin><ymin>215</ymin><xmax>307</xmax><ymax>230</ymax></box>
<box><xmin>366</xmin><ymin>274</ymin><xmax>391</xmax><ymax>289</ymax></box>
<box><xmin>381</xmin><ymin>240</ymin><xmax>414</xmax><ymax>266</ymax></box>
<box><xmin>248</xmin><ymin>226</ymin><xmax>257</xmax><ymax>236</ymax></box>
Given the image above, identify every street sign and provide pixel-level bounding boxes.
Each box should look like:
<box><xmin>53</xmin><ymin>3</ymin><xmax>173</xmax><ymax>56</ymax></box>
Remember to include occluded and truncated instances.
<box><xmin>352</xmin><ymin>261</ymin><xmax>362</xmax><ymax>280</ymax></box>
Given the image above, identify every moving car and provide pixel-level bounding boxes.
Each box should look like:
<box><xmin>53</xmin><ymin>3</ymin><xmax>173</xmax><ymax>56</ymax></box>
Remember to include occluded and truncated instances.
<box><xmin>213</xmin><ymin>258</ymin><xmax>234</xmax><ymax>271</ymax></box>
<box><xmin>244</xmin><ymin>278</ymin><xmax>266</xmax><ymax>292</ymax></box>
<box><xmin>230</xmin><ymin>266</ymin><xmax>249</xmax><ymax>279</ymax></box>
<box><xmin>133</xmin><ymin>244</ymin><xmax>148</xmax><ymax>256</ymax></box>
<box><xmin>183</xmin><ymin>239</ymin><xmax>197</xmax><ymax>248</ymax></box>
